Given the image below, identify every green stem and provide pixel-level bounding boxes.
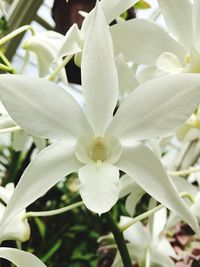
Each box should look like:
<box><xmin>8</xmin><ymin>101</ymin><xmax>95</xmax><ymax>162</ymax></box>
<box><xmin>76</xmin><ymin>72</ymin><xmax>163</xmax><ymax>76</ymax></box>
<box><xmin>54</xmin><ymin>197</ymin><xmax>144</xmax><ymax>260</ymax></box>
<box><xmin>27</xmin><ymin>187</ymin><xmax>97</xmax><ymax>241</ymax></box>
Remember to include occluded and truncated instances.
<box><xmin>24</xmin><ymin>201</ymin><xmax>83</xmax><ymax>218</ymax></box>
<box><xmin>0</xmin><ymin>63</ymin><xmax>13</xmax><ymax>72</ymax></box>
<box><xmin>0</xmin><ymin>51</ymin><xmax>16</xmax><ymax>73</ymax></box>
<box><xmin>0</xmin><ymin>126</ymin><xmax>21</xmax><ymax>134</ymax></box>
<box><xmin>120</xmin><ymin>204</ymin><xmax>163</xmax><ymax>232</ymax></box>
<box><xmin>0</xmin><ymin>25</ymin><xmax>36</xmax><ymax>47</ymax></box>
<box><xmin>48</xmin><ymin>55</ymin><xmax>73</xmax><ymax>81</ymax></box>
<box><xmin>102</xmin><ymin>212</ymin><xmax>132</xmax><ymax>267</ymax></box>
<box><xmin>169</xmin><ymin>166</ymin><xmax>200</xmax><ymax>177</ymax></box>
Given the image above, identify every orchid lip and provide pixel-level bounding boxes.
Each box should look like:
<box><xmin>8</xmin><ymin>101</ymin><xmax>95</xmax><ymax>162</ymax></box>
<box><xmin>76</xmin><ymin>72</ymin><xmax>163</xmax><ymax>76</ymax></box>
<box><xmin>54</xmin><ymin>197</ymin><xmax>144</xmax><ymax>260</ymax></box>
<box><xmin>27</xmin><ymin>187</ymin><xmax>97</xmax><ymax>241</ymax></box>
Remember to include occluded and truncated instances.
<box><xmin>75</xmin><ymin>135</ymin><xmax>122</xmax><ymax>164</ymax></box>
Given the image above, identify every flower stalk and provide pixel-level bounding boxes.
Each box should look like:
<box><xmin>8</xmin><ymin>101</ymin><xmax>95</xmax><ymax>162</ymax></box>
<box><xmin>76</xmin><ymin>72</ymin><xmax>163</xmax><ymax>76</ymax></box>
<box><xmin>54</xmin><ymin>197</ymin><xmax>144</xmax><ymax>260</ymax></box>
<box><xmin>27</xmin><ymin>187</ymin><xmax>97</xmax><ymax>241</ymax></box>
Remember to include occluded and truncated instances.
<box><xmin>102</xmin><ymin>212</ymin><xmax>132</xmax><ymax>267</ymax></box>
<box><xmin>48</xmin><ymin>54</ymin><xmax>73</xmax><ymax>81</ymax></box>
<box><xmin>0</xmin><ymin>25</ymin><xmax>36</xmax><ymax>47</ymax></box>
<box><xmin>24</xmin><ymin>201</ymin><xmax>83</xmax><ymax>219</ymax></box>
<box><xmin>169</xmin><ymin>167</ymin><xmax>200</xmax><ymax>177</ymax></box>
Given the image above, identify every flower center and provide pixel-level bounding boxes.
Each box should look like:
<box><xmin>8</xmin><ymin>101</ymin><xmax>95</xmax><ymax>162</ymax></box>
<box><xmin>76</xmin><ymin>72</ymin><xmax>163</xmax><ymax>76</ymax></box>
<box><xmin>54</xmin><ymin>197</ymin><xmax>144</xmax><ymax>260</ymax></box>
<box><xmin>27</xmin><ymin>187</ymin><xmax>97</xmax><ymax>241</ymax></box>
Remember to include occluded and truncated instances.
<box><xmin>88</xmin><ymin>137</ymin><xmax>108</xmax><ymax>161</ymax></box>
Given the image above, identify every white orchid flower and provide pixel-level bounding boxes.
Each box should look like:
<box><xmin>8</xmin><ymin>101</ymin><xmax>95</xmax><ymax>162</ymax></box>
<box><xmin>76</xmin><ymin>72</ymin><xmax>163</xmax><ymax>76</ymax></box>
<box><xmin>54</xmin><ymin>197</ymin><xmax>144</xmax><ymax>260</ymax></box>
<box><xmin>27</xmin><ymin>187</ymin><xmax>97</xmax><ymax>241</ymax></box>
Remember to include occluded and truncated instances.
<box><xmin>22</xmin><ymin>31</ymin><xmax>67</xmax><ymax>82</ymax></box>
<box><xmin>0</xmin><ymin>3</ymin><xmax>200</xmax><ymax>236</ymax></box>
<box><xmin>110</xmin><ymin>0</ymin><xmax>200</xmax><ymax>75</ymax></box>
<box><xmin>57</xmin><ymin>0</ymin><xmax>140</xmax><ymax>59</ymax></box>
<box><xmin>113</xmin><ymin>213</ymin><xmax>176</xmax><ymax>267</ymax></box>
<box><xmin>0</xmin><ymin>183</ymin><xmax>30</xmax><ymax>243</ymax></box>
<box><xmin>0</xmin><ymin>247</ymin><xmax>46</xmax><ymax>267</ymax></box>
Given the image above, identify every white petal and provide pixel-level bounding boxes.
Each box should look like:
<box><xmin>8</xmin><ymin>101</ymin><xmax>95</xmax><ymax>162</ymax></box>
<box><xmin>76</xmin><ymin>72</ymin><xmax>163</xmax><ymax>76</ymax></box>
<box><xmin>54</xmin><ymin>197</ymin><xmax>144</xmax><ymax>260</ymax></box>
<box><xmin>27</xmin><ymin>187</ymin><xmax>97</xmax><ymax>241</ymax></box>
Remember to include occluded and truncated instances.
<box><xmin>158</xmin><ymin>0</ymin><xmax>193</xmax><ymax>51</ymax></box>
<box><xmin>0</xmin><ymin>248</ymin><xmax>46</xmax><ymax>267</ymax></box>
<box><xmin>82</xmin><ymin>3</ymin><xmax>118</xmax><ymax>135</ymax></box>
<box><xmin>157</xmin><ymin>52</ymin><xmax>183</xmax><ymax>74</ymax></box>
<box><xmin>23</xmin><ymin>31</ymin><xmax>66</xmax><ymax>81</ymax></box>
<box><xmin>120</xmin><ymin>216</ymin><xmax>150</xmax><ymax>246</ymax></box>
<box><xmin>151</xmin><ymin>250</ymin><xmax>175</xmax><ymax>267</ymax></box>
<box><xmin>172</xmin><ymin>176</ymin><xmax>198</xmax><ymax>196</ymax></box>
<box><xmin>137</xmin><ymin>66</ymin><xmax>165</xmax><ymax>84</ymax></box>
<box><xmin>32</xmin><ymin>136</ymin><xmax>47</xmax><ymax>151</ymax></box>
<box><xmin>0</xmin><ymin>141</ymin><xmax>81</xmax><ymax>234</ymax></box>
<box><xmin>107</xmin><ymin>74</ymin><xmax>200</xmax><ymax>143</ymax></box>
<box><xmin>119</xmin><ymin>174</ymin><xmax>143</xmax><ymax>198</ymax></box>
<box><xmin>125</xmin><ymin>191</ymin><xmax>144</xmax><ymax>216</ymax></box>
<box><xmin>151</xmin><ymin>208</ymin><xmax>167</xmax><ymax>240</ymax></box>
<box><xmin>101</xmin><ymin>0</ymin><xmax>139</xmax><ymax>24</ymax></box>
<box><xmin>115</xmin><ymin>54</ymin><xmax>139</xmax><ymax>95</ymax></box>
<box><xmin>79</xmin><ymin>162</ymin><xmax>119</xmax><ymax>214</ymax></box>
<box><xmin>12</xmin><ymin>130</ymin><xmax>28</xmax><ymax>152</ymax></box>
<box><xmin>110</xmin><ymin>19</ymin><xmax>186</xmax><ymax>65</ymax></box>
<box><xmin>0</xmin><ymin>75</ymin><xmax>92</xmax><ymax>141</ymax></box>
<box><xmin>117</xmin><ymin>144</ymin><xmax>199</xmax><ymax>233</ymax></box>
<box><xmin>193</xmin><ymin>0</ymin><xmax>200</xmax><ymax>50</ymax></box>
<box><xmin>57</xmin><ymin>24</ymin><xmax>83</xmax><ymax>58</ymax></box>
<box><xmin>158</xmin><ymin>238</ymin><xmax>178</xmax><ymax>259</ymax></box>
<box><xmin>0</xmin><ymin>114</ymin><xmax>15</xmax><ymax>129</ymax></box>
<box><xmin>0</xmin><ymin>183</ymin><xmax>14</xmax><ymax>204</ymax></box>
<box><xmin>2</xmin><ymin>211</ymin><xmax>31</xmax><ymax>242</ymax></box>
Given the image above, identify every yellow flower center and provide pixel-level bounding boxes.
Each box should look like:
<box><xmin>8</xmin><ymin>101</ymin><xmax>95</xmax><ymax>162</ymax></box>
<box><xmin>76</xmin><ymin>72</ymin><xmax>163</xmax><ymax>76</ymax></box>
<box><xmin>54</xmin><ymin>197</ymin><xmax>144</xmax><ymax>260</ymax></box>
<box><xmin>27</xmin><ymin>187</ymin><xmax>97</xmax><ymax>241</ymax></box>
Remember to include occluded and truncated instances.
<box><xmin>89</xmin><ymin>137</ymin><xmax>108</xmax><ymax>161</ymax></box>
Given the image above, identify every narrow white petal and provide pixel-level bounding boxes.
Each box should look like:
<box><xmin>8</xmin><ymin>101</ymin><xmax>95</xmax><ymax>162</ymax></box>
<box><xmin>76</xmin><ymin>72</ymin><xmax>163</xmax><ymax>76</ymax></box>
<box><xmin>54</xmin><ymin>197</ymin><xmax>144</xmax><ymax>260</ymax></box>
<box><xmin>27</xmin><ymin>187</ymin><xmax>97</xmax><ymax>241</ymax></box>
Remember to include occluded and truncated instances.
<box><xmin>107</xmin><ymin>74</ymin><xmax>200</xmax><ymax>143</ymax></box>
<box><xmin>125</xmin><ymin>191</ymin><xmax>144</xmax><ymax>216</ymax></box>
<box><xmin>0</xmin><ymin>75</ymin><xmax>92</xmax><ymax>141</ymax></box>
<box><xmin>0</xmin><ymin>141</ymin><xmax>82</xmax><ymax>234</ymax></box>
<box><xmin>110</xmin><ymin>19</ymin><xmax>186</xmax><ymax>65</ymax></box>
<box><xmin>119</xmin><ymin>174</ymin><xmax>142</xmax><ymax>198</ymax></box>
<box><xmin>158</xmin><ymin>0</ymin><xmax>193</xmax><ymax>51</ymax></box>
<box><xmin>0</xmin><ymin>248</ymin><xmax>46</xmax><ymax>267</ymax></box>
<box><xmin>57</xmin><ymin>24</ymin><xmax>83</xmax><ymax>58</ymax></box>
<box><xmin>79</xmin><ymin>162</ymin><xmax>119</xmax><ymax>214</ymax></box>
<box><xmin>101</xmin><ymin>0</ymin><xmax>139</xmax><ymax>24</ymax></box>
<box><xmin>120</xmin><ymin>216</ymin><xmax>150</xmax><ymax>246</ymax></box>
<box><xmin>151</xmin><ymin>250</ymin><xmax>175</xmax><ymax>267</ymax></box>
<box><xmin>117</xmin><ymin>144</ymin><xmax>199</xmax><ymax>233</ymax></box>
<box><xmin>158</xmin><ymin>238</ymin><xmax>178</xmax><ymax>259</ymax></box>
<box><xmin>115</xmin><ymin>54</ymin><xmax>139</xmax><ymax>95</ymax></box>
<box><xmin>82</xmin><ymin>3</ymin><xmax>118</xmax><ymax>135</ymax></box>
<box><xmin>173</xmin><ymin>176</ymin><xmax>198</xmax><ymax>196</ymax></box>
<box><xmin>151</xmin><ymin>208</ymin><xmax>167</xmax><ymax>240</ymax></box>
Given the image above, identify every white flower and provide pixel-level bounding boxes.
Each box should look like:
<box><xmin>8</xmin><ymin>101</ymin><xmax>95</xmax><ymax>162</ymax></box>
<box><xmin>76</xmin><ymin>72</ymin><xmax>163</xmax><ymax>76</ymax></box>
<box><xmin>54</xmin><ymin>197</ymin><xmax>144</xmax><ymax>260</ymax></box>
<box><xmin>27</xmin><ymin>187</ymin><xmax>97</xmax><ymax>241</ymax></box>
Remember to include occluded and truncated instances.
<box><xmin>110</xmin><ymin>0</ymin><xmax>200</xmax><ymax>75</ymax></box>
<box><xmin>113</xmin><ymin>212</ymin><xmax>176</xmax><ymax>267</ymax></box>
<box><xmin>22</xmin><ymin>31</ymin><xmax>67</xmax><ymax>82</ymax></box>
<box><xmin>0</xmin><ymin>3</ymin><xmax>199</xmax><ymax>236</ymax></box>
<box><xmin>0</xmin><ymin>183</ymin><xmax>30</xmax><ymax>243</ymax></box>
<box><xmin>57</xmin><ymin>0</ymin><xmax>140</xmax><ymax>59</ymax></box>
<box><xmin>0</xmin><ymin>247</ymin><xmax>46</xmax><ymax>267</ymax></box>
